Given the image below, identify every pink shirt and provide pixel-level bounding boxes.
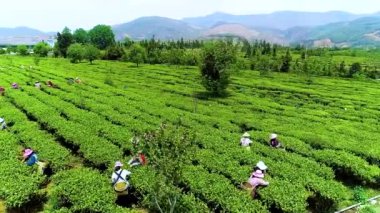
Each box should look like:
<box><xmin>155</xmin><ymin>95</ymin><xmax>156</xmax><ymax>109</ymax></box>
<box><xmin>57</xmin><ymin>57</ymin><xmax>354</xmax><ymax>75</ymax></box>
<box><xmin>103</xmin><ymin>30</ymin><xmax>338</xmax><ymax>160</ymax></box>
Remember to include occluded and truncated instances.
<box><xmin>248</xmin><ymin>173</ymin><xmax>269</xmax><ymax>187</ymax></box>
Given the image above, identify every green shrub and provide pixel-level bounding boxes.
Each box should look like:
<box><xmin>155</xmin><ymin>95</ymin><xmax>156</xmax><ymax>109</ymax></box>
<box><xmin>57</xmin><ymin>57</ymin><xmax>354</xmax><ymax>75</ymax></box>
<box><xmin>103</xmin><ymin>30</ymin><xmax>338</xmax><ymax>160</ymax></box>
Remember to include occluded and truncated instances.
<box><xmin>199</xmin><ymin>40</ymin><xmax>237</xmax><ymax>96</ymax></box>
<box><xmin>67</xmin><ymin>44</ymin><xmax>84</xmax><ymax>63</ymax></box>
<box><xmin>359</xmin><ymin>205</ymin><xmax>376</xmax><ymax>213</ymax></box>
<box><xmin>49</xmin><ymin>168</ymin><xmax>117</xmax><ymax>212</ymax></box>
<box><xmin>353</xmin><ymin>187</ymin><xmax>368</xmax><ymax>203</ymax></box>
<box><xmin>139</xmin><ymin>124</ymin><xmax>197</xmax><ymax>212</ymax></box>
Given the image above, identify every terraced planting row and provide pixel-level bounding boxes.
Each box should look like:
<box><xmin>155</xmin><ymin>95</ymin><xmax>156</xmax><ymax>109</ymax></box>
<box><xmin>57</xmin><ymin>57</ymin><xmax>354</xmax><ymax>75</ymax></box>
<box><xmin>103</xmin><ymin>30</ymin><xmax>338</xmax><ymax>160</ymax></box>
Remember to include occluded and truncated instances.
<box><xmin>1</xmin><ymin>65</ymin><xmax>265</xmax><ymax>212</ymax></box>
<box><xmin>17</xmin><ymin>62</ymin><xmax>380</xmax><ymax>181</ymax></box>
<box><xmin>1</xmin><ymin>71</ymin><xmax>215</xmax><ymax>212</ymax></box>
<box><xmin>0</xmin><ymin>56</ymin><xmax>379</xmax><ymax>212</ymax></box>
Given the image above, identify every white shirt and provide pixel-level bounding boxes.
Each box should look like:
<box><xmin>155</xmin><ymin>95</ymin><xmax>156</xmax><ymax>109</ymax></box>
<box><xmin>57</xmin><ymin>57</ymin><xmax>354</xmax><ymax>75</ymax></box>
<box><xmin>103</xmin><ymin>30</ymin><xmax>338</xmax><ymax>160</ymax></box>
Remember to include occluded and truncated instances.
<box><xmin>240</xmin><ymin>137</ymin><xmax>252</xmax><ymax>147</ymax></box>
<box><xmin>0</xmin><ymin>120</ymin><xmax>6</xmax><ymax>130</ymax></box>
<box><xmin>111</xmin><ymin>169</ymin><xmax>131</xmax><ymax>184</ymax></box>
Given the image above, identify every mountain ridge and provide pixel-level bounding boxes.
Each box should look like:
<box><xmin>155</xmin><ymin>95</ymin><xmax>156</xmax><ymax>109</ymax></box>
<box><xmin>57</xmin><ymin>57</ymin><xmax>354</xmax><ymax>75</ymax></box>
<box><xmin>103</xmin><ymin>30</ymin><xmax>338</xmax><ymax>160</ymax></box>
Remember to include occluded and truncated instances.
<box><xmin>182</xmin><ymin>11</ymin><xmax>365</xmax><ymax>29</ymax></box>
<box><xmin>1</xmin><ymin>11</ymin><xmax>380</xmax><ymax>47</ymax></box>
<box><xmin>113</xmin><ymin>16</ymin><xmax>200</xmax><ymax>40</ymax></box>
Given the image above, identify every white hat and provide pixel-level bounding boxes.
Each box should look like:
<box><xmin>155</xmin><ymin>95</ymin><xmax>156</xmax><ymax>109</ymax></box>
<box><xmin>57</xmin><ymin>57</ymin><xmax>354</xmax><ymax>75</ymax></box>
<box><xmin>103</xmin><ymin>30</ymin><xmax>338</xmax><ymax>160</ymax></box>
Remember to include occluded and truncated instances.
<box><xmin>256</xmin><ymin>161</ymin><xmax>268</xmax><ymax>171</ymax></box>
<box><xmin>114</xmin><ymin>161</ymin><xmax>123</xmax><ymax>168</ymax></box>
<box><xmin>242</xmin><ymin>132</ymin><xmax>250</xmax><ymax>137</ymax></box>
<box><xmin>270</xmin><ymin>133</ymin><xmax>277</xmax><ymax>140</ymax></box>
<box><xmin>0</xmin><ymin>118</ymin><xmax>4</xmax><ymax>123</ymax></box>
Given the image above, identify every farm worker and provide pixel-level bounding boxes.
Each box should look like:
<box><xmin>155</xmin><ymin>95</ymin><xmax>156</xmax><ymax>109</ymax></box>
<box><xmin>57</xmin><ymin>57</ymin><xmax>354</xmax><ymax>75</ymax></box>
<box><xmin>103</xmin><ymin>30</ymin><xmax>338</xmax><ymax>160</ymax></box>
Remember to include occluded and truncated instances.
<box><xmin>67</xmin><ymin>78</ymin><xmax>74</xmax><ymax>84</ymax></box>
<box><xmin>248</xmin><ymin>170</ymin><xmax>269</xmax><ymax>187</ymax></box>
<box><xmin>128</xmin><ymin>151</ymin><xmax>147</xmax><ymax>167</ymax></box>
<box><xmin>47</xmin><ymin>80</ymin><xmax>54</xmax><ymax>87</ymax></box>
<box><xmin>35</xmin><ymin>81</ymin><xmax>41</xmax><ymax>89</ymax></box>
<box><xmin>75</xmin><ymin>77</ymin><xmax>81</xmax><ymax>83</ymax></box>
<box><xmin>0</xmin><ymin>86</ymin><xmax>5</xmax><ymax>96</ymax></box>
<box><xmin>240</xmin><ymin>132</ymin><xmax>253</xmax><ymax>148</ymax></box>
<box><xmin>254</xmin><ymin>161</ymin><xmax>268</xmax><ymax>173</ymax></box>
<box><xmin>12</xmin><ymin>83</ymin><xmax>19</xmax><ymax>89</ymax></box>
<box><xmin>269</xmin><ymin>133</ymin><xmax>282</xmax><ymax>148</ymax></box>
<box><xmin>111</xmin><ymin>161</ymin><xmax>131</xmax><ymax>193</ymax></box>
<box><xmin>247</xmin><ymin>170</ymin><xmax>269</xmax><ymax>198</ymax></box>
<box><xmin>0</xmin><ymin>117</ymin><xmax>6</xmax><ymax>130</ymax></box>
<box><xmin>22</xmin><ymin>148</ymin><xmax>46</xmax><ymax>174</ymax></box>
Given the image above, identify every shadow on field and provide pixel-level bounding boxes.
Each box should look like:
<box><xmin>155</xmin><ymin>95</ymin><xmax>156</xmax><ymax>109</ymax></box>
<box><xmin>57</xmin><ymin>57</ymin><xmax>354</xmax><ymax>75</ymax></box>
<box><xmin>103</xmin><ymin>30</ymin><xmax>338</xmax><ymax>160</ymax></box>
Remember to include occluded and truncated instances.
<box><xmin>115</xmin><ymin>187</ymin><xmax>141</xmax><ymax>208</ymax></box>
<box><xmin>306</xmin><ymin>192</ymin><xmax>336</xmax><ymax>213</ymax></box>
<box><xmin>7</xmin><ymin>194</ymin><xmax>47</xmax><ymax>213</ymax></box>
<box><xmin>193</xmin><ymin>91</ymin><xmax>231</xmax><ymax>100</ymax></box>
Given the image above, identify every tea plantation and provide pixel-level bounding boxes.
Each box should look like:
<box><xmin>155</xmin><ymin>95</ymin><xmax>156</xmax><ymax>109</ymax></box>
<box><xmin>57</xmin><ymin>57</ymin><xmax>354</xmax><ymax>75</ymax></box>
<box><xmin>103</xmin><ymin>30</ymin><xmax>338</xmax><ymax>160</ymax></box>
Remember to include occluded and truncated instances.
<box><xmin>0</xmin><ymin>56</ymin><xmax>379</xmax><ymax>212</ymax></box>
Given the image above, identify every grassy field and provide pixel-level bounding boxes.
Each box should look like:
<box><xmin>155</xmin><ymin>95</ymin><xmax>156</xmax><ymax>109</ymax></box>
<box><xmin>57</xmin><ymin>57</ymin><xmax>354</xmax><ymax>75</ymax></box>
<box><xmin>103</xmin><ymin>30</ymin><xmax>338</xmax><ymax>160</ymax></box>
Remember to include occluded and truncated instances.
<box><xmin>0</xmin><ymin>56</ymin><xmax>379</xmax><ymax>212</ymax></box>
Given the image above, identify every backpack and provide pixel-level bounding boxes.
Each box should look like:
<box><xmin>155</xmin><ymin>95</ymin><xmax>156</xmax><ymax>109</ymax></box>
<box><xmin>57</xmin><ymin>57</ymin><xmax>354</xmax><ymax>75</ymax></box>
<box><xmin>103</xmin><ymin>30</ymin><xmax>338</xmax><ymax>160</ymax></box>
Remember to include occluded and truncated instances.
<box><xmin>113</xmin><ymin>170</ymin><xmax>129</xmax><ymax>192</ymax></box>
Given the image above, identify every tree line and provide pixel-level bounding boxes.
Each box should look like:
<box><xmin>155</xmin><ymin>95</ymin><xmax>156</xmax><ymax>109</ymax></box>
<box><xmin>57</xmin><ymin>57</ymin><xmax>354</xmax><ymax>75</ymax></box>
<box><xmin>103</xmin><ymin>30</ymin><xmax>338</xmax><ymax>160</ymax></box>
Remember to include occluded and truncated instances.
<box><xmin>1</xmin><ymin>25</ymin><xmax>379</xmax><ymax>83</ymax></box>
<box><xmin>56</xmin><ymin>27</ymin><xmax>380</xmax><ymax>80</ymax></box>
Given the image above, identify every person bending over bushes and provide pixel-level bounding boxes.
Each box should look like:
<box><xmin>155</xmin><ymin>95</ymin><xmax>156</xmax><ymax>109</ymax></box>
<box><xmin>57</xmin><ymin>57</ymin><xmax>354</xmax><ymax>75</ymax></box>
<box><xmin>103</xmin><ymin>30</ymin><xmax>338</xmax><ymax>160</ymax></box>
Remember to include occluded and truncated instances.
<box><xmin>111</xmin><ymin>161</ymin><xmax>131</xmax><ymax>195</ymax></box>
<box><xmin>22</xmin><ymin>148</ymin><xmax>47</xmax><ymax>175</ymax></box>
<box><xmin>240</xmin><ymin>132</ymin><xmax>253</xmax><ymax>150</ymax></box>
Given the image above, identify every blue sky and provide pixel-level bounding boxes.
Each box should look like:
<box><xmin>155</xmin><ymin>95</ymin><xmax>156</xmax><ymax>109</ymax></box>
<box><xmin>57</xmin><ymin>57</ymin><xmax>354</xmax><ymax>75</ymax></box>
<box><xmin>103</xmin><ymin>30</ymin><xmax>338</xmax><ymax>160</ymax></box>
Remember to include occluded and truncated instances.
<box><xmin>0</xmin><ymin>0</ymin><xmax>379</xmax><ymax>31</ymax></box>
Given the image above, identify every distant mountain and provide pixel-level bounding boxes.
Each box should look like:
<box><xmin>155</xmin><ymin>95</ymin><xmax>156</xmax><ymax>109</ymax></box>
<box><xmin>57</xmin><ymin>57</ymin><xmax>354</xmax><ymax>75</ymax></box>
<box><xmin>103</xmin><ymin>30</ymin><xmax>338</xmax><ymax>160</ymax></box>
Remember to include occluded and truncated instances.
<box><xmin>310</xmin><ymin>17</ymin><xmax>380</xmax><ymax>43</ymax></box>
<box><xmin>2</xmin><ymin>11</ymin><xmax>380</xmax><ymax>47</ymax></box>
<box><xmin>111</xmin><ymin>13</ymin><xmax>380</xmax><ymax>47</ymax></box>
<box><xmin>0</xmin><ymin>27</ymin><xmax>53</xmax><ymax>45</ymax></box>
<box><xmin>287</xmin><ymin>17</ymin><xmax>380</xmax><ymax>47</ymax></box>
<box><xmin>203</xmin><ymin>23</ymin><xmax>260</xmax><ymax>39</ymax></box>
<box><xmin>109</xmin><ymin>14</ymin><xmax>380</xmax><ymax>47</ymax></box>
<box><xmin>203</xmin><ymin>23</ymin><xmax>287</xmax><ymax>44</ymax></box>
<box><xmin>0</xmin><ymin>27</ymin><xmax>48</xmax><ymax>37</ymax></box>
<box><xmin>112</xmin><ymin>16</ymin><xmax>200</xmax><ymax>40</ymax></box>
<box><xmin>183</xmin><ymin>11</ymin><xmax>363</xmax><ymax>30</ymax></box>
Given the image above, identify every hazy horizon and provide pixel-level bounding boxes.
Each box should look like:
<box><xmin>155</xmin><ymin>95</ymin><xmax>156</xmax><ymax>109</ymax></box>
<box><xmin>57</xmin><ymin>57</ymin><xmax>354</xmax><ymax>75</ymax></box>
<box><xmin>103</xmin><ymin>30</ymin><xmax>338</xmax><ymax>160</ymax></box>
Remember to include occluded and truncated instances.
<box><xmin>0</xmin><ymin>0</ymin><xmax>379</xmax><ymax>32</ymax></box>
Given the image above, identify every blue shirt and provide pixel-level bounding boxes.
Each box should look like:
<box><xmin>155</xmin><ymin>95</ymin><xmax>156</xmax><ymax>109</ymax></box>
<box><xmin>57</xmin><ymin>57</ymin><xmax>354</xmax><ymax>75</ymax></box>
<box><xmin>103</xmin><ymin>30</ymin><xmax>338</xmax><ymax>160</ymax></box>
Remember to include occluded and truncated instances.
<box><xmin>26</xmin><ymin>154</ymin><xmax>38</xmax><ymax>166</ymax></box>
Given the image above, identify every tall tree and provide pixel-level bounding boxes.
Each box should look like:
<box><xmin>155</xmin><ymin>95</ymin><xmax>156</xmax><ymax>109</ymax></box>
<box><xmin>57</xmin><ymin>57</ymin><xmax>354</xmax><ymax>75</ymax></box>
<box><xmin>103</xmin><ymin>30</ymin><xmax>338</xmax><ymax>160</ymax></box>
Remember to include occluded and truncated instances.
<box><xmin>88</xmin><ymin>25</ymin><xmax>115</xmax><ymax>50</ymax></box>
<box><xmin>127</xmin><ymin>43</ymin><xmax>146</xmax><ymax>67</ymax></box>
<box><xmin>104</xmin><ymin>44</ymin><xmax>124</xmax><ymax>60</ymax></box>
<box><xmin>73</xmin><ymin>28</ymin><xmax>89</xmax><ymax>44</ymax></box>
<box><xmin>57</xmin><ymin>27</ymin><xmax>74</xmax><ymax>58</ymax></box>
<box><xmin>348</xmin><ymin>62</ymin><xmax>362</xmax><ymax>77</ymax></box>
<box><xmin>280</xmin><ymin>49</ymin><xmax>292</xmax><ymax>72</ymax></box>
<box><xmin>338</xmin><ymin>61</ymin><xmax>346</xmax><ymax>77</ymax></box>
<box><xmin>67</xmin><ymin>43</ymin><xmax>84</xmax><ymax>63</ymax></box>
<box><xmin>17</xmin><ymin>45</ymin><xmax>29</xmax><ymax>56</ymax></box>
<box><xmin>33</xmin><ymin>42</ymin><xmax>51</xmax><ymax>57</ymax></box>
<box><xmin>199</xmin><ymin>40</ymin><xmax>237</xmax><ymax>96</ymax></box>
<box><xmin>84</xmin><ymin>44</ymin><xmax>100</xmax><ymax>64</ymax></box>
<box><xmin>167</xmin><ymin>48</ymin><xmax>184</xmax><ymax>66</ymax></box>
<box><xmin>122</xmin><ymin>36</ymin><xmax>134</xmax><ymax>48</ymax></box>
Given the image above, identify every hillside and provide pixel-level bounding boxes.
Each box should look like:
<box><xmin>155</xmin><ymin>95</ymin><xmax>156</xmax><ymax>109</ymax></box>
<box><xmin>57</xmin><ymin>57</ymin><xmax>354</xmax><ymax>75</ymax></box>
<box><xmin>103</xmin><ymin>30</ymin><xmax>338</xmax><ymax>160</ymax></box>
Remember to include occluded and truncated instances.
<box><xmin>112</xmin><ymin>16</ymin><xmax>200</xmax><ymax>40</ymax></box>
<box><xmin>183</xmin><ymin>11</ymin><xmax>362</xmax><ymax>29</ymax></box>
<box><xmin>203</xmin><ymin>23</ymin><xmax>287</xmax><ymax>44</ymax></box>
<box><xmin>1</xmin><ymin>11</ymin><xmax>380</xmax><ymax>46</ymax></box>
<box><xmin>305</xmin><ymin>17</ymin><xmax>380</xmax><ymax>46</ymax></box>
<box><xmin>0</xmin><ymin>27</ymin><xmax>53</xmax><ymax>45</ymax></box>
<box><xmin>111</xmin><ymin>12</ymin><xmax>380</xmax><ymax>46</ymax></box>
<box><xmin>0</xmin><ymin>27</ymin><xmax>47</xmax><ymax>37</ymax></box>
